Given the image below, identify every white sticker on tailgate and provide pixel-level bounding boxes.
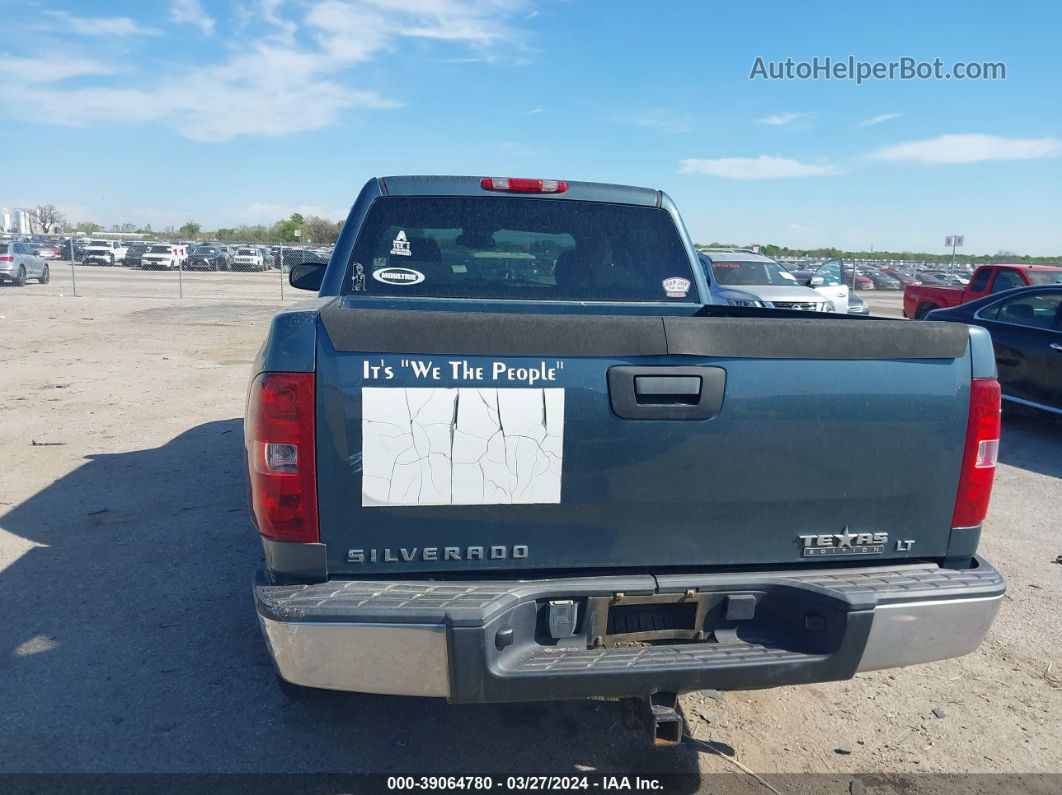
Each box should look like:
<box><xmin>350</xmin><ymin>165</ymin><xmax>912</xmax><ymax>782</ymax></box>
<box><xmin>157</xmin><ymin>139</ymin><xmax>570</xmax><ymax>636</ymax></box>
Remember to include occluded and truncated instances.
<box><xmin>361</xmin><ymin>387</ymin><xmax>564</xmax><ymax>507</ymax></box>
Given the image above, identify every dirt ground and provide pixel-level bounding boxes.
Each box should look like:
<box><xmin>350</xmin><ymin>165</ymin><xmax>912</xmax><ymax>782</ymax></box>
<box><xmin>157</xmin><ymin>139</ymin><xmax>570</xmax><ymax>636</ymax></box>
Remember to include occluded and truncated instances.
<box><xmin>1</xmin><ymin>279</ymin><xmax>1059</xmax><ymax>788</ymax></box>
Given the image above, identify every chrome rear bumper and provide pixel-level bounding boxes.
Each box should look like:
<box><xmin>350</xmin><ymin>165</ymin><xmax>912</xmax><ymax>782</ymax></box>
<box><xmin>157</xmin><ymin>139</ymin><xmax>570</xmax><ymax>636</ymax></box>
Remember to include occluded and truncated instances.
<box><xmin>254</xmin><ymin>557</ymin><xmax>1004</xmax><ymax>702</ymax></box>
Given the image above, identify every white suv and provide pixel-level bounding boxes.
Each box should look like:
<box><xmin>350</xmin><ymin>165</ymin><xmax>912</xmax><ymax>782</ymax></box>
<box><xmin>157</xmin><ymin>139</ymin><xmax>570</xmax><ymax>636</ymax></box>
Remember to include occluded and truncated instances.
<box><xmin>231</xmin><ymin>246</ymin><xmax>265</xmax><ymax>271</ymax></box>
<box><xmin>141</xmin><ymin>244</ymin><xmax>188</xmax><ymax>270</ymax></box>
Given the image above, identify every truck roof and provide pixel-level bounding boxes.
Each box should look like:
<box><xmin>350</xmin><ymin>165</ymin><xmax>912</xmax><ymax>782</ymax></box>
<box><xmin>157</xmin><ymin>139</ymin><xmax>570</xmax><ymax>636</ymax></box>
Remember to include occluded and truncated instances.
<box><xmin>989</xmin><ymin>263</ymin><xmax>1062</xmax><ymax>271</ymax></box>
<box><xmin>699</xmin><ymin>250</ymin><xmax>777</xmax><ymax>263</ymax></box>
<box><xmin>377</xmin><ymin>175</ymin><xmax>663</xmax><ymax>208</ymax></box>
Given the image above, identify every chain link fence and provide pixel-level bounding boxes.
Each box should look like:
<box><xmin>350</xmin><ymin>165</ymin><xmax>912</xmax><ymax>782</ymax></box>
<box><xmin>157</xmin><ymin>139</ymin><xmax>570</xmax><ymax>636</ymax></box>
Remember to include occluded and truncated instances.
<box><xmin>4</xmin><ymin>239</ymin><xmax>330</xmax><ymax>302</ymax></box>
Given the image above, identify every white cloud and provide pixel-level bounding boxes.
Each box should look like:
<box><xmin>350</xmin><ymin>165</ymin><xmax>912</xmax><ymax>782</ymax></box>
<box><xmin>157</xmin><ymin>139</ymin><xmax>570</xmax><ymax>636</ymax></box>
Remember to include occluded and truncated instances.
<box><xmin>856</xmin><ymin>112</ymin><xmax>901</xmax><ymax>128</ymax></box>
<box><xmin>757</xmin><ymin>112</ymin><xmax>812</xmax><ymax>126</ymax></box>
<box><xmin>630</xmin><ymin>109</ymin><xmax>692</xmax><ymax>134</ymax></box>
<box><xmin>680</xmin><ymin>155</ymin><xmax>840</xmax><ymax>179</ymax></box>
<box><xmin>0</xmin><ymin>54</ymin><xmax>115</xmax><ymax>83</ymax></box>
<box><xmin>869</xmin><ymin>133</ymin><xmax>1062</xmax><ymax>165</ymax></box>
<box><xmin>523</xmin><ymin>107</ymin><xmax>544</xmax><ymax>115</ymax></box>
<box><xmin>170</xmin><ymin>0</ymin><xmax>216</xmax><ymax>36</ymax></box>
<box><xmin>4</xmin><ymin>52</ymin><xmax>399</xmax><ymax>142</ymax></box>
<box><xmin>1</xmin><ymin>0</ymin><xmax>531</xmax><ymax>141</ymax></box>
<box><xmin>307</xmin><ymin>0</ymin><xmax>525</xmax><ymax>61</ymax></box>
<box><xmin>46</xmin><ymin>11</ymin><xmax>162</xmax><ymax>37</ymax></box>
<box><xmin>259</xmin><ymin>0</ymin><xmax>298</xmax><ymax>43</ymax></box>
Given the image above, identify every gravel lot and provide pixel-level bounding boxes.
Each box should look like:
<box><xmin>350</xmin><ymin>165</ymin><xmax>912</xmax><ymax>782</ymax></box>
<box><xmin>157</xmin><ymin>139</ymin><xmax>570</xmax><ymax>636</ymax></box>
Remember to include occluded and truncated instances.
<box><xmin>0</xmin><ymin>270</ymin><xmax>1058</xmax><ymax>786</ymax></box>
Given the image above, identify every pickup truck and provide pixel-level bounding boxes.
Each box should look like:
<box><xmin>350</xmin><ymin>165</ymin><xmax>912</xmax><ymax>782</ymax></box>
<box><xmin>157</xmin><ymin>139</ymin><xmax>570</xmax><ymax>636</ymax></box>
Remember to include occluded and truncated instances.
<box><xmin>83</xmin><ymin>239</ymin><xmax>128</xmax><ymax>266</ymax></box>
<box><xmin>247</xmin><ymin>175</ymin><xmax>1005</xmax><ymax>740</ymax></box>
<box><xmin>904</xmin><ymin>263</ymin><xmax>1062</xmax><ymax>319</ymax></box>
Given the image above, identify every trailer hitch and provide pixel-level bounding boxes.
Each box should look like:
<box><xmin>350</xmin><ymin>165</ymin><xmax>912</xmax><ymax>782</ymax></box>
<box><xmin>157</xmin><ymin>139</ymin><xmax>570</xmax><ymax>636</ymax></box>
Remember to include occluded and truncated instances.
<box><xmin>620</xmin><ymin>692</ymin><xmax>684</xmax><ymax>746</ymax></box>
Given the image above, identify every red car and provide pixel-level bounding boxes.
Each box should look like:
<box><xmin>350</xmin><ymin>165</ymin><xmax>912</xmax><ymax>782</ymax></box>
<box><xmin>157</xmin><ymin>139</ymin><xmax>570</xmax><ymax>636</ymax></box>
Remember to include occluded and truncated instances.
<box><xmin>904</xmin><ymin>264</ymin><xmax>1062</xmax><ymax>319</ymax></box>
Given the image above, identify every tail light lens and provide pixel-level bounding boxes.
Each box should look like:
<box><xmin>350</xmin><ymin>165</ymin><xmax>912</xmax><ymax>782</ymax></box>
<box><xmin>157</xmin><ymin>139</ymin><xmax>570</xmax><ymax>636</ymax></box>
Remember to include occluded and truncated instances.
<box><xmin>246</xmin><ymin>372</ymin><xmax>318</xmax><ymax>542</ymax></box>
<box><xmin>0</xmin><ymin>256</ymin><xmax>13</xmax><ymax>262</ymax></box>
<box><xmin>481</xmin><ymin>177</ymin><xmax>568</xmax><ymax>193</ymax></box>
<box><xmin>951</xmin><ymin>377</ymin><xmax>1001</xmax><ymax>527</ymax></box>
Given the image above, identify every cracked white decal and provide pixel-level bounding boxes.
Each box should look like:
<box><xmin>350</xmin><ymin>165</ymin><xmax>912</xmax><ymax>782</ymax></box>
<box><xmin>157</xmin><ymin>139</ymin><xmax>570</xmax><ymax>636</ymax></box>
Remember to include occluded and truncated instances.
<box><xmin>361</xmin><ymin>387</ymin><xmax>564</xmax><ymax>507</ymax></box>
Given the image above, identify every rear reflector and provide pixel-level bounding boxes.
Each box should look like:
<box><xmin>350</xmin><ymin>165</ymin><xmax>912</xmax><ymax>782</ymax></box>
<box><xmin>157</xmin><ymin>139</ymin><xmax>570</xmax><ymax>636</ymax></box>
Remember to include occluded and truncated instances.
<box><xmin>951</xmin><ymin>377</ymin><xmax>1001</xmax><ymax>528</ymax></box>
<box><xmin>246</xmin><ymin>372</ymin><xmax>318</xmax><ymax>543</ymax></box>
<box><xmin>481</xmin><ymin>177</ymin><xmax>568</xmax><ymax>194</ymax></box>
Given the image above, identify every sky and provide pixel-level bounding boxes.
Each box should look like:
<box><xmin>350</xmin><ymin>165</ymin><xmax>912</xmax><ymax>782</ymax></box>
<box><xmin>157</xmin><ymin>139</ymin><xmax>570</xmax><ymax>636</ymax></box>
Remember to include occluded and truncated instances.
<box><xmin>1</xmin><ymin>0</ymin><xmax>1060</xmax><ymax>255</ymax></box>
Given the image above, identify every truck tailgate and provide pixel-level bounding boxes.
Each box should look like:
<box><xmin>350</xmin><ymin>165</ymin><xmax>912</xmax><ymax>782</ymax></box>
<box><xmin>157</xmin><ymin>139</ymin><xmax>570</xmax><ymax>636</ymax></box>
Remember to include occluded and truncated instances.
<box><xmin>314</xmin><ymin>302</ymin><xmax>972</xmax><ymax>575</ymax></box>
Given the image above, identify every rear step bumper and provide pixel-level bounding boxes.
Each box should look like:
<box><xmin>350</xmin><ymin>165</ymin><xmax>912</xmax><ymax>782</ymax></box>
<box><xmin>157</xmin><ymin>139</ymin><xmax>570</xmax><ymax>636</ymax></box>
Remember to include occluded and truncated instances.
<box><xmin>253</xmin><ymin>557</ymin><xmax>1004</xmax><ymax>703</ymax></box>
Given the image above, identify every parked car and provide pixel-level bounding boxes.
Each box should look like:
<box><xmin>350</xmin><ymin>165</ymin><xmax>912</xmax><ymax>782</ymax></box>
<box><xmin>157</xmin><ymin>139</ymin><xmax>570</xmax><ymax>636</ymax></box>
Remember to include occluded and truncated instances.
<box><xmin>0</xmin><ymin>241</ymin><xmax>50</xmax><ymax>285</ymax></box>
<box><xmin>273</xmin><ymin>247</ymin><xmax>327</xmax><ymax>270</ymax></box>
<box><xmin>57</xmin><ymin>240</ymin><xmax>86</xmax><ymax>261</ymax></box>
<box><xmin>141</xmin><ymin>244</ymin><xmax>187</xmax><ymax>270</ymax></box>
<box><xmin>248</xmin><ymin>175</ymin><xmax>1006</xmax><ymax>729</ymax></box>
<box><xmin>83</xmin><ymin>239</ymin><xmax>128</xmax><ymax>266</ymax></box>
<box><xmin>869</xmin><ymin>272</ymin><xmax>902</xmax><ymax>290</ymax></box>
<box><xmin>926</xmin><ymin>285</ymin><xmax>1062</xmax><ymax>416</ymax></box>
<box><xmin>926</xmin><ymin>272</ymin><xmax>969</xmax><ymax>287</ymax></box>
<box><xmin>698</xmin><ymin>250</ymin><xmax>833</xmax><ymax>311</ymax></box>
<box><xmin>853</xmin><ymin>274</ymin><xmax>874</xmax><ymax>290</ymax></box>
<box><xmin>124</xmin><ymin>242</ymin><xmax>150</xmax><ymax>269</ymax></box>
<box><xmin>786</xmin><ymin>258</ymin><xmax>849</xmax><ymax>312</ymax></box>
<box><xmin>231</xmin><ymin>246</ymin><xmax>266</xmax><ymax>271</ymax></box>
<box><xmin>904</xmin><ymin>264</ymin><xmax>1062</xmax><ymax>319</ymax></box>
<box><xmin>848</xmin><ymin>292</ymin><xmax>871</xmax><ymax>315</ymax></box>
<box><xmin>186</xmin><ymin>246</ymin><xmax>228</xmax><ymax>271</ymax></box>
<box><xmin>891</xmin><ymin>272</ymin><xmax>923</xmax><ymax>288</ymax></box>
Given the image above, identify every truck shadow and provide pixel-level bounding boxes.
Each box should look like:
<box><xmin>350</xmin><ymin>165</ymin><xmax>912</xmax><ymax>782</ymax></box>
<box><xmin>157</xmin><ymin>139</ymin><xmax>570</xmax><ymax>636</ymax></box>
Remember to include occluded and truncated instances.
<box><xmin>998</xmin><ymin>410</ymin><xmax>1062</xmax><ymax>479</ymax></box>
<box><xmin>0</xmin><ymin>420</ymin><xmax>702</xmax><ymax>781</ymax></box>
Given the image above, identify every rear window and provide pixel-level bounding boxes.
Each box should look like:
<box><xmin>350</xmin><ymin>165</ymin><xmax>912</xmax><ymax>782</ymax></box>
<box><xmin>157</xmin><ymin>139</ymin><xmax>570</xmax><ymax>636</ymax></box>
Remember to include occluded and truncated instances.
<box><xmin>344</xmin><ymin>196</ymin><xmax>697</xmax><ymax>302</ymax></box>
<box><xmin>89</xmin><ymin>240</ymin><xmax>109</xmax><ymax>247</ymax></box>
<box><xmin>148</xmin><ymin>246</ymin><xmax>171</xmax><ymax>254</ymax></box>
<box><xmin>236</xmin><ymin>248</ymin><xmax>256</xmax><ymax>255</ymax></box>
<box><xmin>1026</xmin><ymin>270</ymin><xmax>1062</xmax><ymax>286</ymax></box>
<box><xmin>0</xmin><ymin>244</ymin><xmax>7</xmax><ymax>254</ymax></box>
<box><xmin>709</xmin><ymin>259</ymin><xmax>797</xmax><ymax>286</ymax></box>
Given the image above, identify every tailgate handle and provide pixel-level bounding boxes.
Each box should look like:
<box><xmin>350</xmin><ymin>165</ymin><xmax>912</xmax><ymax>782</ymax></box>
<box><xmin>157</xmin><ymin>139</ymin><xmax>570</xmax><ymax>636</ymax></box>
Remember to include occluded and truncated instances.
<box><xmin>608</xmin><ymin>366</ymin><xmax>726</xmax><ymax>420</ymax></box>
<box><xmin>634</xmin><ymin>375</ymin><xmax>701</xmax><ymax>404</ymax></box>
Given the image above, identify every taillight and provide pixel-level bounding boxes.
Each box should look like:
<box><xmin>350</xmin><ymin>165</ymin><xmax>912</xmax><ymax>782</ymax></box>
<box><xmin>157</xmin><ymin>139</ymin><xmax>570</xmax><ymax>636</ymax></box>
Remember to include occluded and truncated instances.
<box><xmin>246</xmin><ymin>372</ymin><xmax>318</xmax><ymax>543</ymax></box>
<box><xmin>0</xmin><ymin>256</ymin><xmax>13</xmax><ymax>262</ymax></box>
<box><xmin>951</xmin><ymin>377</ymin><xmax>1001</xmax><ymax>527</ymax></box>
<box><xmin>481</xmin><ymin>177</ymin><xmax>568</xmax><ymax>193</ymax></box>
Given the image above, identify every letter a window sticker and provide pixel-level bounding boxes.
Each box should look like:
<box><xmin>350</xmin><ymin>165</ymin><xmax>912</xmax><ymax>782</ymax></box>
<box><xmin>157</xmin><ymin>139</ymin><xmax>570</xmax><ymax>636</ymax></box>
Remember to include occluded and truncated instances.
<box><xmin>390</xmin><ymin>230</ymin><xmax>411</xmax><ymax>257</ymax></box>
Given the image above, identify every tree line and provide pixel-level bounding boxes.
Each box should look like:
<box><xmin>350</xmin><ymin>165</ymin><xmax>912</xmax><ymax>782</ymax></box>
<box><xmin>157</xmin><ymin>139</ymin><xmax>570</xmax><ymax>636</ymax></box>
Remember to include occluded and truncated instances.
<box><xmin>64</xmin><ymin>213</ymin><xmax>344</xmax><ymax>245</ymax></box>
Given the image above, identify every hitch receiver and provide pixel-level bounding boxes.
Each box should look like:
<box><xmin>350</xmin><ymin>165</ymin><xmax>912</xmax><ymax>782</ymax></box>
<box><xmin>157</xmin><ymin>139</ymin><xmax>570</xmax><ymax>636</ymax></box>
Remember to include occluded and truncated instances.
<box><xmin>621</xmin><ymin>692</ymin><xmax>684</xmax><ymax>747</ymax></box>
